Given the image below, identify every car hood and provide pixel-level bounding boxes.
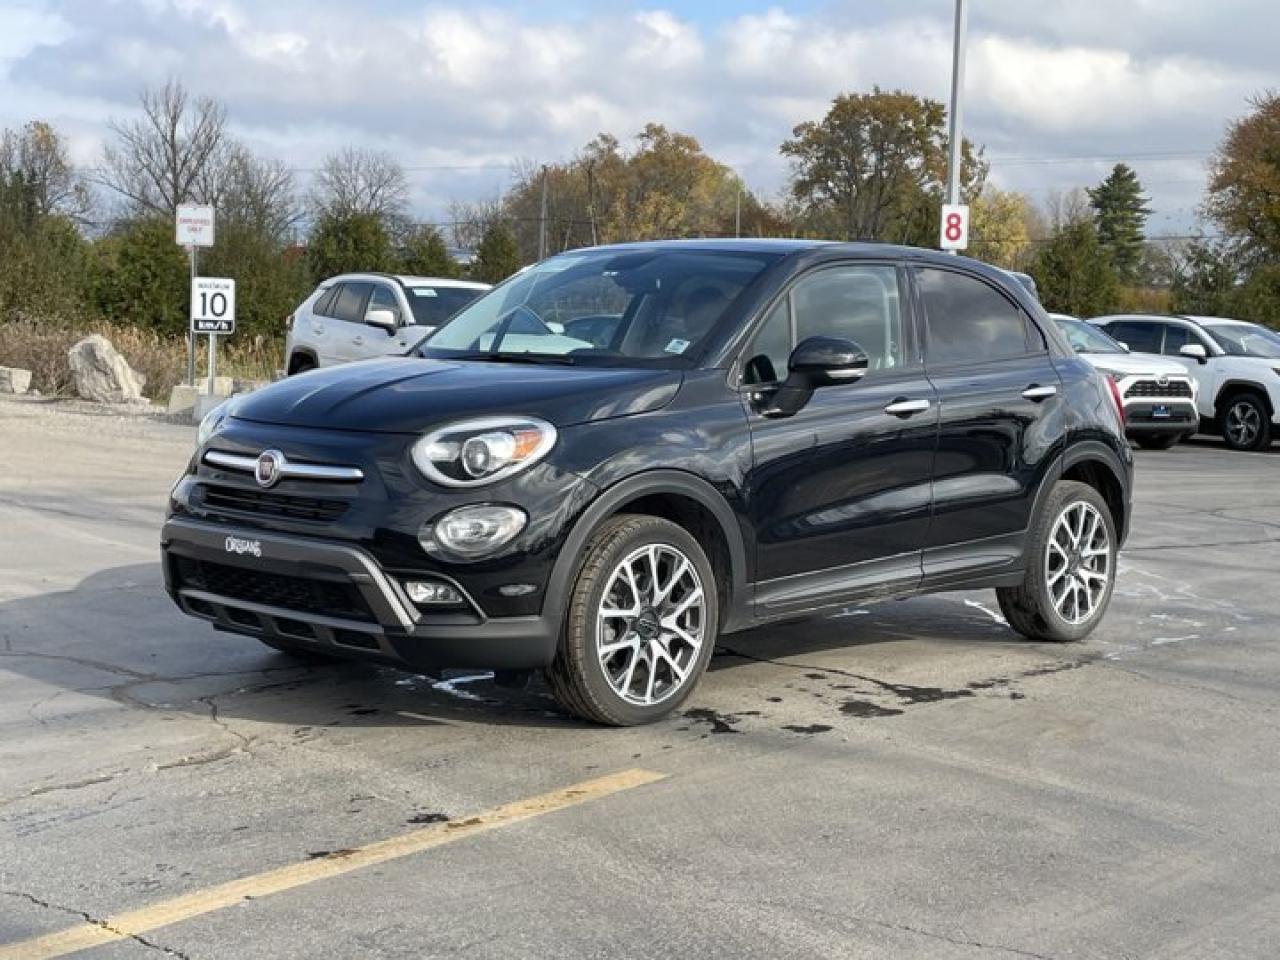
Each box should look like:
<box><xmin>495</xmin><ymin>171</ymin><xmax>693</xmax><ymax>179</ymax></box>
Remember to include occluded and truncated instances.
<box><xmin>1079</xmin><ymin>352</ymin><xmax>1188</xmax><ymax>378</ymax></box>
<box><xmin>228</xmin><ymin>358</ymin><xmax>683</xmax><ymax>434</ymax></box>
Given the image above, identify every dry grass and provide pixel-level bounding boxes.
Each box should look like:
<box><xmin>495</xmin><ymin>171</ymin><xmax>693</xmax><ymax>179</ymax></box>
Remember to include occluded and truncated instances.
<box><xmin>0</xmin><ymin>320</ymin><xmax>282</xmax><ymax>401</ymax></box>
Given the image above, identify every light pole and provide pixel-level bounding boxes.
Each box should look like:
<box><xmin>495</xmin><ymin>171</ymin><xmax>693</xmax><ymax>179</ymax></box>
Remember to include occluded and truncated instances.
<box><xmin>944</xmin><ymin>0</ymin><xmax>969</xmax><ymax>254</ymax></box>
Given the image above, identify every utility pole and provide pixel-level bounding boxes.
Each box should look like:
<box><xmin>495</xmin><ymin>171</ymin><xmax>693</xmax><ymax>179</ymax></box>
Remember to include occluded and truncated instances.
<box><xmin>586</xmin><ymin>162</ymin><xmax>598</xmax><ymax>246</ymax></box>
<box><xmin>944</xmin><ymin>0</ymin><xmax>969</xmax><ymax>255</ymax></box>
<box><xmin>735</xmin><ymin>186</ymin><xmax>742</xmax><ymax>238</ymax></box>
<box><xmin>538</xmin><ymin>165</ymin><xmax>549</xmax><ymax>261</ymax></box>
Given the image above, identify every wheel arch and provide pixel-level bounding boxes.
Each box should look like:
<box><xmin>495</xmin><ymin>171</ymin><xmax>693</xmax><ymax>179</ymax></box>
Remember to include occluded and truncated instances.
<box><xmin>1214</xmin><ymin>379</ymin><xmax>1274</xmax><ymax>418</ymax></box>
<box><xmin>287</xmin><ymin>348</ymin><xmax>319</xmax><ymax>374</ymax></box>
<box><xmin>544</xmin><ymin>470</ymin><xmax>751</xmax><ymax>637</ymax></box>
<box><xmin>1057</xmin><ymin>441</ymin><xmax>1130</xmax><ymax>545</ymax></box>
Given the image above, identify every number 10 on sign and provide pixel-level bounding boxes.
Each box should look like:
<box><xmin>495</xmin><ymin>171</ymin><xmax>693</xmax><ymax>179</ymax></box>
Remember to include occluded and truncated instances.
<box><xmin>191</xmin><ymin>277</ymin><xmax>236</xmax><ymax>334</ymax></box>
<box><xmin>939</xmin><ymin>203</ymin><xmax>969</xmax><ymax>251</ymax></box>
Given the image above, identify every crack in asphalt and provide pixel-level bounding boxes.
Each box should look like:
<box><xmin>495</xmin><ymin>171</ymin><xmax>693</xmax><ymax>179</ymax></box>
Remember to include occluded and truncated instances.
<box><xmin>743</xmin><ymin>898</ymin><xmax>1057</xmax><ymax>959</ymax></box>
<box><xmin>1</xmin><ymin>889</ymin><xmax>193</xmax><ymax>959</ymax></box>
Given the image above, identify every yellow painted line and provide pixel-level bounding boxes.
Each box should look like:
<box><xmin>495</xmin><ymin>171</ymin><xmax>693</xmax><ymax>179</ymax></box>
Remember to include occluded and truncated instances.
<box><xmin>0</xmin><ymin>768</ymin><xmax>666</xmax><ymax>960</ymax></box>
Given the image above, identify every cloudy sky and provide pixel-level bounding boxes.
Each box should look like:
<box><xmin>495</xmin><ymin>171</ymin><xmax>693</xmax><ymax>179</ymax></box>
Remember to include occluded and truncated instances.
<box><xmin>1</xmin><ymin>0</ymin><xmax>1274</xmax><ymax>234</ymax></box>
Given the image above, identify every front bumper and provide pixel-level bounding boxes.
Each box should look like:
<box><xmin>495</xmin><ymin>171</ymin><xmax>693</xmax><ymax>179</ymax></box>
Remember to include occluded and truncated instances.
<box><xmin>161</xmin><ymin>518</ymin><xmax>558</xmax><ymax>672</ymax></box>
<box><xmin>1123</xmin><ymin>400</ymin><xmax>1197</xmax><ymax>435</ymax></box>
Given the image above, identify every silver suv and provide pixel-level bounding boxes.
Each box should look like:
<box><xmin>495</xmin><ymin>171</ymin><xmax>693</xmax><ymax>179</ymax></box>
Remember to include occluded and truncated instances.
<box><xmin>285</xmin><ymin>273</ymin><xmax>490</xmax><ymax>374</ymax></box>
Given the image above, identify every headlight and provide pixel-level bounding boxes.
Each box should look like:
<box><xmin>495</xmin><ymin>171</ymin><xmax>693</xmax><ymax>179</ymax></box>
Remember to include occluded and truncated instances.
<box><xmin>410</xmin><ymin>416</ymin><xmax>557</xmax><ymax>487</ymax></box>
<box><xmin>420</xmin><ymin>504</ymin><xmax>528</xmax><ymax>559</ymax></box>
<box><xmin>196</xmin><ymin>401</ymin><xmax>230</xmax><ymax>447</ymax></box>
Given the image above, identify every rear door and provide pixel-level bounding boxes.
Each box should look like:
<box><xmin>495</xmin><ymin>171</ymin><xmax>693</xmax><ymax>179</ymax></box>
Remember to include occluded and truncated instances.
<box><xmin>742</xmin><ymin>262</ymin><xmax>938</xmax><ymax>614</ymax></box>
<box><xmin>915</xmin><ymin>265</ymin><xmax>1062</xmax><ymax>582</ymax></box>
<box><xmin>324</xmin><ymin>281</ymin><xmax>374</xmax><ymax>364</ymax></box>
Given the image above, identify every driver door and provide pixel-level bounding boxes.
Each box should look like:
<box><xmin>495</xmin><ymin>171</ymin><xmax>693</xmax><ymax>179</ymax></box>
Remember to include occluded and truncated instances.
<box><xmin>740</xmin><ymin>263</ymin><xmax>937</xmax><ymax>616</ymax></box>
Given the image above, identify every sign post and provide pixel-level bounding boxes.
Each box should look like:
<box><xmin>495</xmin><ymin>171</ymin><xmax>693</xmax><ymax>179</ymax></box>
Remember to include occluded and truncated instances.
<box><xmin>176</xmin><ymin>204</ymin><xmax>216</xmax><ymax>385</ymax></box>
<box><xmin>943</xmin><ymin>0</ymin><xmax>968</xmax><ymax>254</ymax></box>
<box><xmin>191</xmin><ymin>277</ymin><xmax>236</xmax><ymax>400</ymax></box>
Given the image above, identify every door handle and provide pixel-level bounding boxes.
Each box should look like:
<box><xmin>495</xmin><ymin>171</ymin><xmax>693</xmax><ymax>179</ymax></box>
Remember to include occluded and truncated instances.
<box><xmin>884</xmin><ymin>397</ymin><xmax>931</xmax><ymax>417</ymax></box>
<box><xmin>352</xmin><ymin>335</ymin><xmax>364</xmax><ymax>346</ymax></box>
<box><xmin>1022</xmin><ymin>384</ymin><xmax>1058</xmax><ymax>401</ymax></box>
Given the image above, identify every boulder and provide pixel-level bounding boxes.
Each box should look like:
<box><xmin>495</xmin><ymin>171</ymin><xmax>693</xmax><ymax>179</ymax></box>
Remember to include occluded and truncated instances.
<box><xmin>67</xmin><ymin>335</ymin><xmax>146</xmax><ymax>404</ymax></box>
<box><xmin>0</xmin><ymin>366</ymin><xmax>32</xmax><ymax>395</ymax></box>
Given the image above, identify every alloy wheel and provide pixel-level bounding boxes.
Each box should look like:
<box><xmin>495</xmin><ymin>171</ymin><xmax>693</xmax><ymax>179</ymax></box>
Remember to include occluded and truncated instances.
<box><xmin>1044</xmin><ymin>500</ymin><xmax>1111</xmax><ymax>625</ymax></box>
<box><xmin>1226</xmin><ymin>401</ymin><xmax>1261</xmax><ymax>448</ymax></box>
<box><xmin>596</xmin><ymin>543</ymin><xmax>706</xmax><ymax>706</ymax></box>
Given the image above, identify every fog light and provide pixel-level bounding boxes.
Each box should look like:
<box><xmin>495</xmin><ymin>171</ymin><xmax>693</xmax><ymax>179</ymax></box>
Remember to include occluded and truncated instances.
<box><xmin>421</xmin><ymin>504</ymin><xmax>527</xmax><ymax>560</ymax></box>
<box><xmin>404</xmin><ymin>580</ymin><xmax>464</xmax><ymax>605</ymax></box>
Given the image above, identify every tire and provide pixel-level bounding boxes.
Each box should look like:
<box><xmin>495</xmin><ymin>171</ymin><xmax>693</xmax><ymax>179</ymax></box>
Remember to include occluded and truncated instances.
<box><xmin>259</xmin><ymin>637</ymin><xmax>343</xmax><ymax>663</ymax></box>
<box><xmin>545</xmin><ymin>515</ymin><xmax>719</xmax><ymax>726</ymax></box>
<box><xmin>1220</xmin><ymin>392</ymin><xmax>1272</xmax><ymax>451</ymax></box>
<box><xmin>288</xmin><ymin>355</ymin><xmax>317</xmax><ymax>376</ymax></box>
<box><xmin>996</xmin><ymin>481</ymin><xmax>1118</xmax><ymax>643</ymax></box>
<box><xmin>1135</xmin><ymin>433</ymin><xmax>1179</xmax><ymax>450</ymax></box>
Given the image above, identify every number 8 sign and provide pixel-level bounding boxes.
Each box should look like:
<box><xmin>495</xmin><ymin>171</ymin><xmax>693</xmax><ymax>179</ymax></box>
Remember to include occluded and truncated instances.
<box><xmin>939</xmin><ymin>203</ymin><xmax>970</xmax><ymax>251</ymax></box>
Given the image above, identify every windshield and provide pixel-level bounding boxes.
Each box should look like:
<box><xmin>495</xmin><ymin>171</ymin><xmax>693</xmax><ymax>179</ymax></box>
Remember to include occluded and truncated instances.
<box><xmin>1055</xmin><ymin>317</ymin><xmax>1124</xmax><ymax>354</ymax></box>
<box><xmin>1204</xmin><ymin>322</ymin><xmax>1280</xmax><ymax>359</ymax></box>
<box><xmin>418</xmin><ymin>249</ymin><xmax>780</xmax><ymax>366</ymax></box>
<box><xmin>405</xmin><ymin>286</ymin><xmax>485</xmax><ymax>327</ymax></box>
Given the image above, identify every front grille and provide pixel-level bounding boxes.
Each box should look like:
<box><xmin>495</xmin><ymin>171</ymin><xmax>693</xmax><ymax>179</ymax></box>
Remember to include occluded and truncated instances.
<box><xmin>1125</xmin><ymin>379</ymin><xmax>1193</xmax><ymax>399</ymax></box>
<box><xmin>173</xmin><ymin>556</ymin><xmax>375</xmax><ymax>622</ymax></box>
<box><xmin>199</xmin><ymin>484</ymin><xmax>349</xmax><ymax>523</ymax></box>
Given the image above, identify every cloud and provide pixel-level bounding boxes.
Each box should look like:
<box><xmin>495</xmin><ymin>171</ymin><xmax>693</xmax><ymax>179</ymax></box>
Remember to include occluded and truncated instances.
<box><xmin>1</xmin><ymin>0</ymin><xmax>1274</xmax><ymax>231</ymax></box>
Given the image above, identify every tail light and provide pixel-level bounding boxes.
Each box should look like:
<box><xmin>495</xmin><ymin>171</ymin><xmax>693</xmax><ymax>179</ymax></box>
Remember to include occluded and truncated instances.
<box><xmin>1106</xmin><ymin>375</ymin><xmax>1125</xmax><ymax>424</ymax></box>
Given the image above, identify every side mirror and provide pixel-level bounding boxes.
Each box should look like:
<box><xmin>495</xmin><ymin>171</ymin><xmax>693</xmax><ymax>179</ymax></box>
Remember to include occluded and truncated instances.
<box><xmin>1180</xmin><ymin>343</ymin><xmax>1208</xmax><ymax>364</ymax></box>
<box><xmin>1117</xmin><ymin>341</ymin><xmax>1131</xmax><ymax>353</ymax></box>
<box><xmin>787</xmin><ymin>336</ymin><xmax>869</xmax><ymax>388</ymax></box>
<box><xmin>756</xmin><ymin>336</ymin><xmax>868</xmax><ymax>418</ymax></box>
<box><xmin>366</xmin><ymin>308</ymin><xmax>399</xmax><ymax>333</ymax></box>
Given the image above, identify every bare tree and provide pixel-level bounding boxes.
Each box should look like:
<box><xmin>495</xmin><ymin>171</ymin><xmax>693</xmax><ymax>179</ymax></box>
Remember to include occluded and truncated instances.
<box><xmin>1042</xmin><ymin>187</ymin><xmax>1093</xmax><ymax>233</ymax></box>
<box><xmin>310</xmin><ymin>147</ymin><xmax>408</xmax><ymax>221</ymax></box>
<box><xmin>446</xmin><ymin>195</ymin><xmax>504</xmax><ymax>251</ymax></box>
<box><xmin>220</xmin><ymin>146</ymin><xmax>301</xmax><ymax>243</ymax></box>
<box><xmin>99</xmin><ymin>79</ymin><xmax>230</xmax><ymax>217</ymax></box>
<box><xmin>0</xmin><ymin>120</ymin><xmax>91</xmax><ymax>221</ymax></box>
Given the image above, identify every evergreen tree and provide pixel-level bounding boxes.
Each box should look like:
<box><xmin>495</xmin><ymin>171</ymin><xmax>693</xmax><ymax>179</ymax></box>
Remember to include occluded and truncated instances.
<box><xmin>399</xmin><ymin>225</ymin><xmax>458</xmax><ymax>278</ymax></box>
<box><xmin>472</xmin><ymin>221</ymin><xmax>520</xmax><ymax>284</ymax></box>
<box><xmin>1030</xmin><ymin>219</ymin><xmax>1119</xmax><ymax>317</ymax></box>
<box><xmin>306</xmin><ymin>210</ymin><xmax>395</xmax><ymax>283</ymax></box>
<box><xmin>1088</xmin><ymin>163</ymin><xmax>1151</xmax><ymax>283</ymax></box>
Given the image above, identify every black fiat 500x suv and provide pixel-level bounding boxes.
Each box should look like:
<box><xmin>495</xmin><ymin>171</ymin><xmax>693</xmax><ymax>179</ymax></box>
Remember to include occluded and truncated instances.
<box><xmin>164</xmin><ymin>240</ymin><xmax>1132</xmax><ymax>725</ymax></box>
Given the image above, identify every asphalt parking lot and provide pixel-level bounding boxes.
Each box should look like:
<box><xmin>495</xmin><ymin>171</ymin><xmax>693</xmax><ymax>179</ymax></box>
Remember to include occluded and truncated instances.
<box><xmin>2</xmin><ymin>394</ymin><xmax>1279</xmax><ymax>959</ymax></box>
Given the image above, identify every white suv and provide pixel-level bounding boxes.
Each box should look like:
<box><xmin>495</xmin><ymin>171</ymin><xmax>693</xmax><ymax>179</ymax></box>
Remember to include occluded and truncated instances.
<box><xmin>1051</xmin><ymin>315</ymin><xmax>1198</xmax><ymax>449</ymax></box>
<box><xmin>1092</xmin><ymin>314</ymin><xmax>1280</xmax><ymax>451</ymax></box>
<box><xmin>285</xmin><ymin>273</ymin><xmax>490</xmax><ymax>374</ymax></box>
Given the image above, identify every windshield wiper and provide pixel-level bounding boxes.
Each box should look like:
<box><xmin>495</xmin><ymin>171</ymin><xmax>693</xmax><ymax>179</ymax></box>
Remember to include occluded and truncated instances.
<box><xmin>451</xmin><ymin>352</ymin><xmax>577</xmax><ymax>366</ymax></box>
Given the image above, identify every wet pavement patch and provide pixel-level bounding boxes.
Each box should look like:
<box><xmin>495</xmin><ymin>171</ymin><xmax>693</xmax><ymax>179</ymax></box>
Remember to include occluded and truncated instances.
<box><xmin>682</xmin><ymin>707</ymin><xmax>743</xmax><ymax>734</ymax></box>
<box><xmin>407</xmin><ymin>812</ymin><xmax>450</xmax><ymax>825</ymax></box>
<box><xmin>840</xmin><ymin>699</ymin><xmax>905</xmax><ymax>718</ymax></box>
<box><xmin>783</xmin><ymin>724</ymin><xmax>833</xmax><ymax>734</ymax></box>
<box><xmin>307</xmin><ymin>849</ymin><xmax>355</xmax><ymax>860</ymax></box>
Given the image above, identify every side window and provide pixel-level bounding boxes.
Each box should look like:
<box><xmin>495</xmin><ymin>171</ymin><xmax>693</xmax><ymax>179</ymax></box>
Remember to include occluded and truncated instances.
<box><xmin>917</xmin><ymin>268</ymin><xmax>1032</xmax><ymax>365</ymax></box>
<box><xmin>366</xmin><ymin>285</ymin><xmax>403</xmax><ymax>326</ymax></box>
<box><xmin>313</xmin><ymin>285</ymin><xmax>340</xmax><ymax>318</ymax></box>
<box><xmin>743</xmin><ymin>265</ymin><xmax>904</xmax><ymax>385</ymax></box>
<box><xmin>1108</xmin><ymin>321</ymin><xmax>1161</xmax><ymax>353</ymax></box>
<box><xmin>332</xmin><ymin>282</ymin><xmax>372</xmax><ymax>323</ymax></box>
<box><xmin>1162</xmin><ymin>325</ymin><xmax>1190</xmax><ymax>356</ymax></box>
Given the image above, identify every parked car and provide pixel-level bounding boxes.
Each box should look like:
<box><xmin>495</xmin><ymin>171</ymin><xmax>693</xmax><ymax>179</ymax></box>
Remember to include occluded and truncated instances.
<box><xmin>1050</xmin><ymin>314</ymin><xmax>1197</xmax><ymax>449</ymax></box>
<box><xmin>285</xmin><ymin>273</ymin><xmax>490</xmax><ymax>374</ymax></box>
<box><xmin>1091</xmin><ymin>314</ymin><xmax>1280</xmax><ymax>450</ymax></box>
<box><xmin>166</xmin><ymin>240</ymin><xmax>1132</xmax><ymax>725</ymax></box>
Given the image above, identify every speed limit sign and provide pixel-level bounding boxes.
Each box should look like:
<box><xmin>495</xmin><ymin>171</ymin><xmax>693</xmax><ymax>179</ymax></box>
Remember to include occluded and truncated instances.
<box><xmin>939</xmin><ymin>203</ymin><xmax>970</xmax><ymax>251</ymax></box>
<box><xmin>191</xmin><ymin>277</ymin><xmax>236</xmax><ymax>334</ymax></box>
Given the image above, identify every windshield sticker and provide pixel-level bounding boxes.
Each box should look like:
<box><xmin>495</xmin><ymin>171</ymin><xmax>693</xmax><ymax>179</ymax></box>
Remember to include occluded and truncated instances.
<box><xmin>665</xmin><ymin>338</ymin><xmax>690</xmax><ymax>355</ymax></box>
<box><xmin>412</xmin><ymin>288</ymin><xmax>438</xmax><ymax>297</ymax></box>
